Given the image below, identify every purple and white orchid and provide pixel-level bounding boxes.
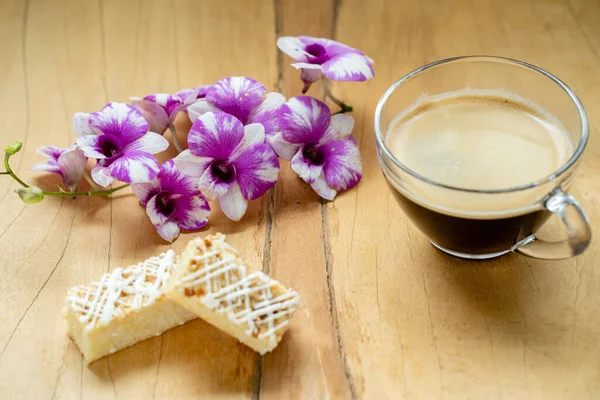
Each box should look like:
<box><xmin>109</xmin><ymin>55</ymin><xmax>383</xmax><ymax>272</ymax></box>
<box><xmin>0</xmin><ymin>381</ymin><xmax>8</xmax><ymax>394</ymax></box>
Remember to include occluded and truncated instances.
<box><xmin>277</xmin><ymin>36</ymin><xmax>374</xmax><ymax>93</ymax></box>
<box><xmin>187</xmin><ymin>77</ymin><xmax>285</xmax><ymax>149</ymax></box>
<box><xmin>31</xmin><ymin>145</ymin><xmax>87</xmax><ymax>192</ymax></box>
<box><xmin>131</xmin><ymin>160</ymin><xmax>210</xmax><ymax>243</ymax></box>
<box><xmin>271</xmin><ymin>96</ymin><xmax>362</xmax><ymax>200</ymax></box>
<box><xmin>131</xmin><ymin>85</ymin><xmax>210</xmax><ymax>152</ymax></box>
<box><xmin>74</xmin><ymin>102</ymin><xmax>169</xmax><ymax>187</ymax></box>
<box><xmin>174</xmin><ymin>111</ymin><xmax>280</xmax><ymax>221</ymax></box>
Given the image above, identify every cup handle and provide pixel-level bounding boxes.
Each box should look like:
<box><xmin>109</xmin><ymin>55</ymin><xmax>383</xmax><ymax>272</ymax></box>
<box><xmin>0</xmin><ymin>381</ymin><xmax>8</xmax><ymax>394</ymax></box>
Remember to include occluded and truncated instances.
<box><xmin>512</xmin><ymin>189</ymin><xmax>592</xmax><ymax>259</ymax></box>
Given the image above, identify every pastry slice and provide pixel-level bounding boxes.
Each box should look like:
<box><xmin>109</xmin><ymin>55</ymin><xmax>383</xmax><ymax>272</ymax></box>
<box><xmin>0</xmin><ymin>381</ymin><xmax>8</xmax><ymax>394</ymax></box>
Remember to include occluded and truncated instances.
<box><xmin>64</xmin><ymin>250</ymin><xmax>197</xmax><ymax>364</ymax></box>
<box><xmin>162</xmin><ymin>234</ymin><xmax>301</xmax><ymax>354</ymax></box>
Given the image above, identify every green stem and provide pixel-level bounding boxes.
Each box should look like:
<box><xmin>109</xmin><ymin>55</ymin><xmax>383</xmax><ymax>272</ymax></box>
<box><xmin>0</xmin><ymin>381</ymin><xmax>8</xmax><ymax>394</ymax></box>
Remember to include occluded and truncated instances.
<box><xmin>4</xmin><ymin>152</ymin><xmax>29</xmax><ymax>187</ymax></box>
<box><xmin>0</xmin><ymin>171</ymin><xmax>9</xmax><ymax>175</ymax></box>
<box><xmin>322</xmin><ymin>78</ymin><xmax>353</xmax><ymax>114</ymax></box>
<box><xmin>83</xmin><ymin>171</ymin><xmax>100</xmax><ymax>191</ymax></box>
<box><xmin>3</xmin><ymin>151</ymin><xmax>129</xmax><ymax>197</ymax></box>
<box><xmin>42</xmin><ymin>184</ymin><xmax>129</xmax><ymax>197</ymax></box>
<box><xmin>168</xmin><ymin>123</ymin><xmax>184</xmax><ymax>153</ymax></box>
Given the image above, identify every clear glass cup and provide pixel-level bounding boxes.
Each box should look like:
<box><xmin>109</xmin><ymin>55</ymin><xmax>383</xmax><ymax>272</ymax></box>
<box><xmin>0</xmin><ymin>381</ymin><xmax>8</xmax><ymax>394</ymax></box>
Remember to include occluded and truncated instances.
<box><xmin>374</xmin><ymin>56</ymin><xmax>591</xmax><ymax>260</ymax></box>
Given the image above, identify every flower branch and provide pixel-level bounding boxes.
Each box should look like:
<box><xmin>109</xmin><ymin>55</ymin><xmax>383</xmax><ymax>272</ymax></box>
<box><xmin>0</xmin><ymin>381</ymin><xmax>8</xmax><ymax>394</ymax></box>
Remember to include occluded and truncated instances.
<box><xmin>3</xmin><ymin>143</ymin><xmax>130</xmax><ymax>203</ymax></box>
<box><xmin>1</xmin><ymin>35</ymin><xmax>373</xmax><ymax>242</ymax></box>
<box><xmin>323</xmin><ymin>79</ymin><xmax>353</xmax><ymax>114</ymax></box>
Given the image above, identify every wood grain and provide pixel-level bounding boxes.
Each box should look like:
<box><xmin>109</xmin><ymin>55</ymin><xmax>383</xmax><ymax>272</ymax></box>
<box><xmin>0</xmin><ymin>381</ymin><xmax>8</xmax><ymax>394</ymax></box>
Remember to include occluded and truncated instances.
<box><xmin>0</xmin><ymin>0</ymin><xmax>599</xmax><ymax>399</ymax></box>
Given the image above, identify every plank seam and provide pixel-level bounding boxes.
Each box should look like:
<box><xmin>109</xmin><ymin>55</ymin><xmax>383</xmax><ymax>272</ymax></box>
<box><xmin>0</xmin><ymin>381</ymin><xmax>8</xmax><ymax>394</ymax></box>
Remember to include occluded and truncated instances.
<box><xmin>321</xmin><ymin>1</ymin><xmax>358</xmax><ymax>397</ymax></box>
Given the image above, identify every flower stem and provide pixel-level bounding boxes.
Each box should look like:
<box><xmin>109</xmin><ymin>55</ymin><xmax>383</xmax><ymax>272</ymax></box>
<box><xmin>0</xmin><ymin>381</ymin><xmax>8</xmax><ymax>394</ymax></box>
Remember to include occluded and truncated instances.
<box><xmin>4</xmin><ymin>151</ymin><xmax>29</xmax><ymax>188</ymax></box>
<box><xmin>168</xmin><ymin>123</ymin><xmax>184</xmax><ymax>153</ymax></box>
<box><xmin>0</xmin><ymin>171</ymin><xmax>9</xmax><ymax>175</ymax></box>
<box><xmin>83</xmin><ymin>171</ymin><xmax>100</xmax><ymax>191</ymax></box>
<box><xmin>322</xmin><ymin>79</ymin><xmax>353</xmax><ymax>114</ymax></box>
<box><xmin>3</xmin><ymin>151</ymin><xmax>129</xmax><ymax>197</ymax></box>
<box><xmin>42</xmin><ymin>184</ymin><xmax>130</xmax><ymax>197</ymax></box>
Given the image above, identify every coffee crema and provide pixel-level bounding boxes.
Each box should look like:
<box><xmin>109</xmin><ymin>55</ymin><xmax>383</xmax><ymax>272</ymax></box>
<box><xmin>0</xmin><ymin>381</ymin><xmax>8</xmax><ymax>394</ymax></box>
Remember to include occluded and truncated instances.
<box><xmin>387</xmin><ymin>90</ymin><xmax>572</xmax><ymax>190</ymax></box>
<box><xmin>383</xmin><ymin>90</ymin><xmax>575</xmax><ymax>254</ymax></box>
<box><xmin>385</xmin><ymin>90</ymin><xmax>574</xmax><ymax>217</ymax></box>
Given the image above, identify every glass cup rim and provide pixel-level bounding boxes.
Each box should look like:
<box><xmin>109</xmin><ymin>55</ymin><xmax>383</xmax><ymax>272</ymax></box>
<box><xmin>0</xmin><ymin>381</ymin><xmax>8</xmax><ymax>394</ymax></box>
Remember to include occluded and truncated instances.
<box><xmin>374</xmin><ymin>55</ymin><xmax>589</xmax><ymax>194</ymax></box>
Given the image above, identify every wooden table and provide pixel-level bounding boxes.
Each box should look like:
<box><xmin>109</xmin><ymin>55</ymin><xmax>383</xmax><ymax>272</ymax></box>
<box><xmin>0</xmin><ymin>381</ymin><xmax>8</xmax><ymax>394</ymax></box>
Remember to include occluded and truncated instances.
<box><xmin>1</xmin><ymin>0</ymin><xmax>599</xmax><ymax>398</ymax></box>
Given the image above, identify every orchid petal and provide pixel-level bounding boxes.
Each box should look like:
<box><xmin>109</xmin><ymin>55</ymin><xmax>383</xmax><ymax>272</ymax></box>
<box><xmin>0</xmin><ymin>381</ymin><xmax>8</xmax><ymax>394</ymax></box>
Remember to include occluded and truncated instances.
<box><xmin>247</xmin><ymin>92</ymin><xmax>286</xmax><ymax>139</ymax></box>
<box><xmin>198</xmin><ymin>165</ymin><xmax>233</xmax><ymax>200</ymax></box>
<box><xmin>218</xmin><ymin>182</ymin><xmax>248</xmax><ymax>221</ymax></box>
<box><xmin>188</xmin><ymin>111</ymin><xmax>244</xmax><ymax>159</ymax></box>
<box><xmin>291</xmin><ymin>149</ymin><xmax>323</xmax><ymax>184</ymax></box>
<box><xmin>130</xmin><ymin>98</ymin><xmax>170</xmax><ymax>134</ymax></box>
<box><xmin>173</xmin><ymin>195</ymin><xmax>210</xmax><ymax>230</ymax></box>
<box><xmin>233</xmin><ymin>144</ymin><xmax>279</xmax><ymax>200</ymax></box>
<box><xmin>321</xmin><ymin>113</ymin><xmax>355</xmax><ymax>143</ymax></box>
<box><xmin>230</xmin><ymin>123</ymin><xmax>265</xmax><ymax>161</ymax></box>
<box><xmin>322</xmin><ymin>136</ymin><xmax>362</xmax><ymax>191</ymax></box>
<box><xmin>91</xmin><ymin>164</ymin><xmax>116</xmax><ymax>187</ymax></box>
<box><xmin>291</xmin><ymin>63</ymin><xmax>325</xmax><ymax>88</ymax></box>
<box><xmin>31</xmin><ymin>163</ymin><xmax>61</xmax><ymax>174</ymax></box>
<box><xmin>155</xmin><ymin>219</ymin><xmax>181</xmax><ymax>243</ymax></box>
<box><xmin>146</xmin><ymin>194</ymin><xmax>172</xmax><ymax>226</ymax></box>
<box><xmin>321</xmin><ymin>52</ymin><xmax>374</xmax><ymax>81</ymax></box>
<box><xmin>268</xmin><ymin>132</ymin><xmax>301</xmax><ymax>160</ymax></box>
<box><xmin>35</xmin><ymin>146</ymin><xmax>64</xmax><ymax>161</ymax></box>
<box><xmin>277</xmin><ymin>36</ymin><xmax>309</xmax><ymax>62</ymax></box>
<box><xmin>300</xmin><ymin>69</ymin><xmax>324</xmax><ymax>93</ymax></box>
<box><xmin>57</xmin><ymin>147</ymin><xmax>86</xmax><ymax>192</ymax></box>
<box><xmin>157</xmin><ymin>159</ymin><xmax>199</xmax><ymax>195</ymax></box>
<box><xmin>173</xmin><ymin>150</ymin><xmax>213</xmax><ymax>178</ymax></box>
<box><xmin>310</xmin><ymin>173</ymin><xmax>337</xmax><ymax>200</ymax></box>
<box><xmin>187</xmin><ymin>99</ymin><xmax>219</xmax><ymax>122</ymax></box>
<box><xmin>291</xmin><ymin>62</ymin><xmax>322</xmax><ymax>70</ymax></box>
<box><xmin>279</xmin><ymin>96</ymin><xmax>331</xmax><ymax>144</ymax></box>
<box><xmin>76</xmin><ymin>135</ymin><xmax>108</xmax><ymax>159</ymax></box>
<box><xmin>178</xmin><ymin>86</ymin><xmax>200</xmax><ymax>105</ymax></box>
<box><xmin>73</xmin><ymin>112</ymin><xmax>98</xmax><ymax>137</ymax></box>
<box><xmin>89</xmin><ymin>102</ymin><xmax>149</xmax><ymax>145</ymax></box>
<box><xmin>106</xmin><ymin>151</ymin><xmax>160</xmax><ymax>183</ymax></box>
<box><xmin>123</xmin><ymin>131</ymin><xmax>169</xmax><ymax>155</ymax></box>
<box><xmin>131</xmin><ymin>179</ymin><xmax>161</xmax><ymax>206</ymax></box>
<box><xmin>298</xmin><ymin>36</ymin><xmax>361</xmax><ymax>57</ymax></box>
<box><xmin>206</xmin><ymin>77</ymin><xmax>266</xmax><ymax>124</ymax></box>
<box><xmin>143</xmin><ymin>94</ymin><xmax>183</xmax><ymax>119</ymax></box>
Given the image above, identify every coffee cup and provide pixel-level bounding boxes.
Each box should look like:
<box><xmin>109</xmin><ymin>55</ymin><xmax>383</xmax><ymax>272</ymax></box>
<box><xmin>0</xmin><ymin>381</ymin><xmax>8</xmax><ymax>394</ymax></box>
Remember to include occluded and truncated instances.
<box><xmin>375</xmin><ymin>56</ymin><xmax>591</xmax><ymax>260</ymax></box>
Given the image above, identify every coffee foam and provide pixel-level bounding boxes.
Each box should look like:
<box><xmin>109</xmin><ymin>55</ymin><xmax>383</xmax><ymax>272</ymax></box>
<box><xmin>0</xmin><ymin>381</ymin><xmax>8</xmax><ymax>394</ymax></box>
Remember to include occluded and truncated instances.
<box><xmin>384</xmin><ymin>89</ymin><xmax>574</xmax><ymax>218</ymax></box>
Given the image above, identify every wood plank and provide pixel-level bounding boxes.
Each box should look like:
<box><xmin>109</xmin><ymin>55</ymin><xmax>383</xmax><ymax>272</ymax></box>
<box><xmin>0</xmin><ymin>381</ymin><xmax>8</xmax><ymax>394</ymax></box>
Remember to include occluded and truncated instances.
<box><xmin>0</xmin><ymin>1</ymin><xmax>113</xmax><ymax>399</ymax></box>
<box><xmin>0</xmin><ymin>0</ymin><xmax>276</xmax><ymax>398</ymax></box>
<box><xmin>258</xmin><ymin>0</ymin><xmax>356</xmax><ymax>399</ymax></box>
<box><xmin>327</xmin><ymin>0</ymin><xmax>600</xmax><ymax>398</ymax></box>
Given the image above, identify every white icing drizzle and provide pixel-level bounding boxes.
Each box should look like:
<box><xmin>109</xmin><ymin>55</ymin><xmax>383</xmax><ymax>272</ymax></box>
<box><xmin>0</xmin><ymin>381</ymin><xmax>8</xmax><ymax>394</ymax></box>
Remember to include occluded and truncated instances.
<box><xmin>182</xmin><ymin>241</ymin><xmax>301</xmax><ymax>347</ymax></box>
<box><xmin>66</xmin><ymin>250</ymin><xmax>176</xmax><ymax>332</ymax></box>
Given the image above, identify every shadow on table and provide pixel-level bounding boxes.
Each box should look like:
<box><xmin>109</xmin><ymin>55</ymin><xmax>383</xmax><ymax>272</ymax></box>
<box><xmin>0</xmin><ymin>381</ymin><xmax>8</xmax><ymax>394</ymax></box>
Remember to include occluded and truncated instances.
<box><xmin>87</xmin><ymin>318</ymin><xmax>257</xmax><ymax>396</ymax></box>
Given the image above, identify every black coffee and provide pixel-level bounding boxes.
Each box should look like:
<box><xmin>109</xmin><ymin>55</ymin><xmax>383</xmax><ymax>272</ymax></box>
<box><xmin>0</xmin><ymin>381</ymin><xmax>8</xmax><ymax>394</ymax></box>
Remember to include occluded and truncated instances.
<box><xmin>389</xmin><ymin>185</ymin><xmax>552</xmax><ymax>254</ymax></box>
<box><xmin>385</xmin><ymin>90</ymin><xmax>573</xmax><ymax>255</ymax></box>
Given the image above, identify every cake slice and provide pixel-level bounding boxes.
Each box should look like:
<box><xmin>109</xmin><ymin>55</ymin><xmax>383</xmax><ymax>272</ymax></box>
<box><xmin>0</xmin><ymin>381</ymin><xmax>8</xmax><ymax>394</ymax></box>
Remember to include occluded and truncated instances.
<box><xmin>162</xmin><ymin>234</ymin><xmax>301</xmax><ymax>354</ymax></box>
<box><xmin>64</xmin><ymin>250</ymin><xmax>197</xmax><ymax>364</ymax></box>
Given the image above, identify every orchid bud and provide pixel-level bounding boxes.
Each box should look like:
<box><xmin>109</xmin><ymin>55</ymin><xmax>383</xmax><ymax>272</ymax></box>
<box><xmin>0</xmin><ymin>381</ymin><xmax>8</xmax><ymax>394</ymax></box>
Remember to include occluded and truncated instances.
<box><xmin>5</xmin><ymin>141</ymin><xmax>23</xmax><ymax>155</ymax></box>
<box><xmin>15</xmin><ymin>186</ymin><xmax>44</xmax><ymax>204</ymax></box>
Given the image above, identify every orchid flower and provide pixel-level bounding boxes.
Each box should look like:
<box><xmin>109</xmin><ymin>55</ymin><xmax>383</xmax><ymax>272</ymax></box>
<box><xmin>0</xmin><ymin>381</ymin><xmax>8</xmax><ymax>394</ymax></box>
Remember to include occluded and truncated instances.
<box><xmin>31</xmin><ymin>145</ymin><xmax>87</xmax><ymax>192</ymax></box>
<box><xmin>174</xmin><ymin>111</ymin><xmax>280</xmax><ymax>221</ymax></box>
<box><xmin>131</xmin><ymin>85</ymin><xmax>210</xmax><ymax>152</ymax></box>
<box><xmin>271</xmin><ymin>96</ymin><xmax>362</xmax><ymax>200</ymax></box>
<box><xmin>74</xmin><ymin>102</ymin><xmax>169</xmax><ymax>187</ymax></box>
<box><xmin>187</xmin><ymin>77</ymin><xmax>285</xmax><ymax>150</ymax></box>
<box><xmin>277</xmin><ymin>36</ymin><xmax>374</xmax><ymax>92</ymax></box>
<box><xmin>131</xmin><ymin>160</ymin><xmax>210</xmax><ymax>243</ymax></box>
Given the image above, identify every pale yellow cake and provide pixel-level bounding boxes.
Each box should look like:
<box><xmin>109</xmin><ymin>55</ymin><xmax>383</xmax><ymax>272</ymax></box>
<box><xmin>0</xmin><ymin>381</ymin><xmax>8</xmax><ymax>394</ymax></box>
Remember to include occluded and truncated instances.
<box><xmin>162</xmin><ymin>234</ymin><xmax>301</xmax><ymax>354</ymax></box>
<box><xmin>64</xmin><ymin>250</ymin><xmax>197</xmax><ymax>364</ymax></box>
